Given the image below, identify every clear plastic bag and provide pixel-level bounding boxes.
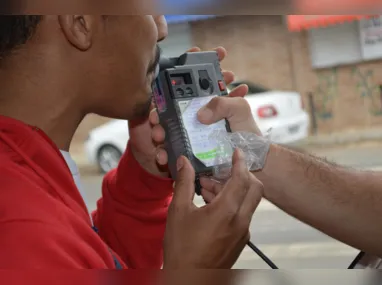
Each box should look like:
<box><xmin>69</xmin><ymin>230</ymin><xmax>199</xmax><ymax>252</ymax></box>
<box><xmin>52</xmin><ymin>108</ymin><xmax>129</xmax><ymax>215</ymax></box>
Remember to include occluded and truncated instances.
<box><xmin>208</xmin><ymin>129</ymin><xmax>272</xmax><ymax>182</ymax></box>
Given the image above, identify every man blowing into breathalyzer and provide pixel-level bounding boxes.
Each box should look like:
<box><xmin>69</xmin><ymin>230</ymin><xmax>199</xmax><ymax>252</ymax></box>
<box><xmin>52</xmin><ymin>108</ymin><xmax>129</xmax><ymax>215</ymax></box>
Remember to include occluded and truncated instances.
<box><xmin>2</xmin><ymin>15</ymin><xmax>381</xmax><ymax>271</ymax></box>
<box><xmin>0</xmin><ymin>15</ymin><xmax>263</xmax><ymax>269</ymax></box>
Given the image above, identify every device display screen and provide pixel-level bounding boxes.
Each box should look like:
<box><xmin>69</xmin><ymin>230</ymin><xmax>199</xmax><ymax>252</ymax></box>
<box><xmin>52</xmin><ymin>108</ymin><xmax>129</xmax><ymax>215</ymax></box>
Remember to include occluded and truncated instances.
<box><xmin>178</xmin><ymin>95</ymin><xmax>233</xmax><ymax>168</ymax></box>
<box><xmin>171</xmin><ymin>77</ymin><xmax>185</xmax><ymax>86</ymax></box>
<box><xmin>171</xmin><ymin>73</ymin><xmax>192</xmax><ymax>86</ymax></box>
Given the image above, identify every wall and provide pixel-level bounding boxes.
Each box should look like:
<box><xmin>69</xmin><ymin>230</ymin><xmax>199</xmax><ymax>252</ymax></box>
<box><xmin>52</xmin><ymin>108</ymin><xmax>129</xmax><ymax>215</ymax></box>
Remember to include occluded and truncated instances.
<box><xmin>190</xmin><ymin>15</ymin><xmax>382</xmax><ymax>135</ymax></box>
<box><xmin>290</xmin><ymin>30</ymin><xmax>382</xmax><ymax>134</ymax></box>
<box><xmin>190</xmin><ymin>16</ymin><xmax>294</xmax><ymax>91</ymax></box>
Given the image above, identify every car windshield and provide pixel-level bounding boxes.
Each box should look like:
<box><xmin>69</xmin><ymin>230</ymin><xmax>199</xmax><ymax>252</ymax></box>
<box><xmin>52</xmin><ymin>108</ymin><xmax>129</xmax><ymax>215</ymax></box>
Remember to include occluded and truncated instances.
<box><xmin>228</xmin><ymin>81</ymin><xmax>270</xmax><ymax>94</ymax></box>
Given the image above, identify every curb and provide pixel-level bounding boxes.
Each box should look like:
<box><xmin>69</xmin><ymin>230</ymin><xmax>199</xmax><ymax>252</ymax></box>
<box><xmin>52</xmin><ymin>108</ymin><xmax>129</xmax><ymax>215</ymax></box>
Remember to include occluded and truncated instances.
<box><xmin>291</xmin><ymin>130</ymin><xmax>382</xmax><ymax>148</ymax></box>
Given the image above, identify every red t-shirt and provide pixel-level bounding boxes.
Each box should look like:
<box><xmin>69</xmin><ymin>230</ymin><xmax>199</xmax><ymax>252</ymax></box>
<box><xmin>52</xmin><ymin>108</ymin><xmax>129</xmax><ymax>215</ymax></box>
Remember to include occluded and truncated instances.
<box><xmin>0</xmin><ymin>115</ymin><xmax>174</xmax><ymax>269</ymax></box>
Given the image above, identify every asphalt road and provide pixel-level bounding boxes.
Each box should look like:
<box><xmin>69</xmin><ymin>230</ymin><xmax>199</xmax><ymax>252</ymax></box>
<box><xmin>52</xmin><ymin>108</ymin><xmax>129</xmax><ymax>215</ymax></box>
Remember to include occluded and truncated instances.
<box><xmin>80</xmin><ymin>143</ymin><xmax>382</xmax><ymax>270</ymax></box>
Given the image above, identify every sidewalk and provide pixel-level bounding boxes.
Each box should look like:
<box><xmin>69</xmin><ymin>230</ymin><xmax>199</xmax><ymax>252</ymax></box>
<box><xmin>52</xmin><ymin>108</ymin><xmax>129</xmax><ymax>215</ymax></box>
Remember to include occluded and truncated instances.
<box><xmin>293</xmin><ymin>126</ymin><xmax>382</xmax><ymax>148</ymax></box>
<box><xmin>72</xmin><ymin>126</ymin><xmax>382</xmax><ymax>174</ymax></box>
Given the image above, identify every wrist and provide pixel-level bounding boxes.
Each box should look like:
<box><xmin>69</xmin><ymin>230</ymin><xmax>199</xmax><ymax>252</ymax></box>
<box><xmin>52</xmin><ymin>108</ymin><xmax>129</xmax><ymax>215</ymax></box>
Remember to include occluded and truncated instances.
<box><xmin>252</xmin><ymin>143</ymin><xmax>278</xmax><ymax>184</ymax></box>
<box><xmin>261</xmin><ymin>143</ymin><xmax>278</xmax><ymax>172</ymax></box>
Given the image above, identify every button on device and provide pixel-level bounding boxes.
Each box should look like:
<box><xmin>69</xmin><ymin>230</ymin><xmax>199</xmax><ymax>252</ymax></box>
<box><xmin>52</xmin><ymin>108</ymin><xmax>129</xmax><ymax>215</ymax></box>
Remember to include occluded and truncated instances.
<box><xmin>176</xmin><ymin>88</ymin><xmax>184</xmax><ymax>97</ymax></box>
<box><xmin>185</xmin><ymin>88</ymin><xmax>193</xmax><ymax>95</ymax></box>
<box><xmin>218</xmin><ymin>80</ymin><xmax>226</xmax><ymax>91</ymax></box>
<box><xmin>199</xmin><ymin>78</ymin><xmax>211</xmax><ymax>90</ymax></box>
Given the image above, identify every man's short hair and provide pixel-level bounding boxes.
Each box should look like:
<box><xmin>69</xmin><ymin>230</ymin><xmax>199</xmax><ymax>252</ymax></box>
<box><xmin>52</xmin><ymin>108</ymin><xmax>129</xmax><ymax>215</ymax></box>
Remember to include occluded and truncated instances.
<box><xmin>0</xmin><ymin>15</ymin><xmax>42</xmax><ymax>59</ymax></box>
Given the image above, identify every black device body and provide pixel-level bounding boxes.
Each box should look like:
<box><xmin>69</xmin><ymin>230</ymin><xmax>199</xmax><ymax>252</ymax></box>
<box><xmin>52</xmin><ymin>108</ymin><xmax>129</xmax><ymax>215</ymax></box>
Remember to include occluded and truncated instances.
<box><xmin>152</xmin><ymin>51</ymin><xmax>231</xmax><ymax>195</ymax></box>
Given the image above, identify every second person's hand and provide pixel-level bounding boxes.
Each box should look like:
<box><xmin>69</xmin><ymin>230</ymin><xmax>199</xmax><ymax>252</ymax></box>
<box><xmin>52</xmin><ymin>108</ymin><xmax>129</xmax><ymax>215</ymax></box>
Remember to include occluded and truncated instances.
<box><xmin>150</xmin><ymin>91</ymin><xmax>264</xmax><ymax>202</ymax></box>
<box><xmin>163</xmin><ymin>148</ymin><xmax>263</xmax><ymax>269</ymax></box>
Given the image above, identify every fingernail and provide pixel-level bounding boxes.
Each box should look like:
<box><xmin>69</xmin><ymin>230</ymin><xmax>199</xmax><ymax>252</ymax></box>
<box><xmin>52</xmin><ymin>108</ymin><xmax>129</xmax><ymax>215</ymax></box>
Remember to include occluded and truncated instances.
<box><xmin>177</xmin><ymin>156</ymin><xmax>184</xmax><ymax>171</ymax></box>
<box><xmin>198</xmin><ymin>106</ymin><xmax>213</xmax><ymax>122</ymax></box>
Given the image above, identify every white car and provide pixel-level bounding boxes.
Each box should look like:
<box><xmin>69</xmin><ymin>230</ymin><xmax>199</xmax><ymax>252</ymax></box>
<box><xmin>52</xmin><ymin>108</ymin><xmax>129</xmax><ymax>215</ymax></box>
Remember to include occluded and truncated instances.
<box><xmin>84</xmin><ymin>119</ymin><xmax>130</xmax><ymax>173</ymax></box>
<box><xmin>85</xmin><ymin>81</ymin><xmax>310</xmax><ymax>173</ymax></box>
<box><xmin>228</xmin><ymin>81</ymin><xmax>310</xmax><ymax>144</ymax></box>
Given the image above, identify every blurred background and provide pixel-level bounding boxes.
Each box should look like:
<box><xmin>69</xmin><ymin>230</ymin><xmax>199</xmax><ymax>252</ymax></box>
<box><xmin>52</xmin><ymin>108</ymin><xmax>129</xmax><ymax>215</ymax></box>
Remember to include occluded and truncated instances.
<box><xmin>70</xmin><ymin>15</ymin><xmax>382</xmax><ymax>269</ymax></box>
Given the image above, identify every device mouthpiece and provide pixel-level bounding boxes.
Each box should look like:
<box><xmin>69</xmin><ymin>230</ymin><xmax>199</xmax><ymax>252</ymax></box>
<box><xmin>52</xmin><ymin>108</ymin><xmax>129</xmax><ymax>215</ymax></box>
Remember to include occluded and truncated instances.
<box><xmin>159</xmin><ymin>56</ymin><xmax>177</xmax><ymax>71</ymax></box>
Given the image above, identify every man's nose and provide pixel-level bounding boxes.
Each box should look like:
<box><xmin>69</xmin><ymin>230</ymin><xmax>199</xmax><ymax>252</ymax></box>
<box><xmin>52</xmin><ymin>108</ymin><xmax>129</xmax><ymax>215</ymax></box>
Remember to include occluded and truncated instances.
<box><xmin>154</xmin><ymin>15</ymin><xmax>168</xmax><ymax>42</ymax></box>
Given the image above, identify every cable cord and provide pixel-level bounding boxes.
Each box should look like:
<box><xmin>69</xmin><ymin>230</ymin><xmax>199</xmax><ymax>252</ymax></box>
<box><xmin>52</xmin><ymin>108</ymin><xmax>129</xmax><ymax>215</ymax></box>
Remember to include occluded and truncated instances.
<box><xmin>246</xmin><ymin>240</ymin><xmax>278</xmax><ymax>269</ymax></box>
<box><xmin>197</xmin><ymin>188</ymin><xmax>365</xmax><ymax>270</ymax></box>
<box><xmin>197</xmin><ymin>187</ymin><xmax>279</xmax><ymax>269</ymax></box>
<box><xmin>348</xmin><ymin>251</ymin><xmax>366</xmax><ymax>269</ymax></box>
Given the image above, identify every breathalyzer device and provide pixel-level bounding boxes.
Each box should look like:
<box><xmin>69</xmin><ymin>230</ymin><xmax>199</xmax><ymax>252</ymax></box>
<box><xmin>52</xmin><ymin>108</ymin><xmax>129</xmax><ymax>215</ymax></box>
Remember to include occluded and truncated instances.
<box><xmin>151</xmin><ymin>51</ymin><xmax>232</xmax><ymax>195</ymax></box>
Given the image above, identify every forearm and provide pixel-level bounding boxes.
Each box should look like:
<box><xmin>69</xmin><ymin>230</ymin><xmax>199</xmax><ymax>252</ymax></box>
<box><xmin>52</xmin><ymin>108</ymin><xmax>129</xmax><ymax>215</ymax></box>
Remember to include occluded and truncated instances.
<box><xmin>256</xmin><ymin>144</ymin><xmax>382</xmax><ymax>256</ymax></box>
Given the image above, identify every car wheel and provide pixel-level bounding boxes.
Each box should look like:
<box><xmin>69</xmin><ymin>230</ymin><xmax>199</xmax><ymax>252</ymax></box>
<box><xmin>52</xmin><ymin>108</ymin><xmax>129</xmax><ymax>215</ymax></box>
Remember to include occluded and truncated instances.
<box><xmin>97</xmin><ymin>145</ymin><xmax>122</xmax><ymax>174</ymax></box>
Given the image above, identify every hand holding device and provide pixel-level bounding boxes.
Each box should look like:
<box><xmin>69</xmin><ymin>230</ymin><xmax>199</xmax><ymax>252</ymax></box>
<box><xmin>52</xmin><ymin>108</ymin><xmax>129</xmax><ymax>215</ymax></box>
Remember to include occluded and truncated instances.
<box><xmin>152</xmin><ymin>50</ymin><xmax>276</xmax><ymax>269</ymax></box>
<box><xmin>151</xmin><ymin>47</ymin><xmax>241</xmax><ymax>168</ymax></box>
<box><xmin>152</xmin><ymin>51</ymin><xmax>234</xmax><ymax>194</ymax></box>
<box><xmin>152</xmin><ymin>50</ymin><xmax>260</xmax><ymax>194</ymax></box>
<box><xmin>163</xmin><ymin>149</ymin><xmax>263</xmax><ymax>269</ymax></box>
<box><xmin>128</xmin><ymin>46</ymin><xmax>235</xmax><ymax>178</ymax></box>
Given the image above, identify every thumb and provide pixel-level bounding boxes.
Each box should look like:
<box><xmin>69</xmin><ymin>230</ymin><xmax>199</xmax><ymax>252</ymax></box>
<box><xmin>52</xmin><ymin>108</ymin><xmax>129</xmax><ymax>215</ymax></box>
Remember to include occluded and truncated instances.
<box><xmin>197</xmin><ymin>96</ymin><xmax>259</xmax><ymax>134</ymax></box>
<box><xmin>173</xmin><ymin>156</ymin><xmax>196</xmax><ymax>206</ymax></box>
<box><xmin>197</xmin><ymin>96</ymin><xmax>251</xmax><ymax>126</ymax></box>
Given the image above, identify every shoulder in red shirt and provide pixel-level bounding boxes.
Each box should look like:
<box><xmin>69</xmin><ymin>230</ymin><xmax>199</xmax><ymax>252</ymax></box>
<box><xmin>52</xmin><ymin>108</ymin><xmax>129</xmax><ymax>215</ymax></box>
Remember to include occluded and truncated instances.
<box><xmin>0</xmin><ymin>115</ymin><xmax>173</xmax><ymax>269</ymax></box>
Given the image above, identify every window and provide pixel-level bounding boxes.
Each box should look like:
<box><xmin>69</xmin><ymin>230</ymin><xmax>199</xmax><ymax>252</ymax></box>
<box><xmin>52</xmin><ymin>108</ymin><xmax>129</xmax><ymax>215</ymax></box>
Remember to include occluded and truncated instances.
<box><xmin>308</xmin><ymin>21</ymin><xmax>363</xmax><ymax>69</ymax></box>
<box><xmin>359</xmin><ymin>16</ymin><xmax>382</xmax><ymax>60</ymax></box>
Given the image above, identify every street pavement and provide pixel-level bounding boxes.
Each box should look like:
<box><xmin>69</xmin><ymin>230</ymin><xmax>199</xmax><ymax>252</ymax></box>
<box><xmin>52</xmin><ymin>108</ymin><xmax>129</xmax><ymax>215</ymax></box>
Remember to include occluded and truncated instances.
<box><xmin>79</xmin><ymin>142</ymin><xmax>382</xmax><ymax>270</ymax></box>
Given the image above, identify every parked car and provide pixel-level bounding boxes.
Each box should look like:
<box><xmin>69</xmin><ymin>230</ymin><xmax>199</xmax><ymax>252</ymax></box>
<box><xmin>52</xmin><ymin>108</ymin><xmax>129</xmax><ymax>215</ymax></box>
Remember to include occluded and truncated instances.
<box><xmin>85</xmin><ymin>81</ymin><xmax>310</xmax><ymax>173</ymax></box>
<box><xmin>227</xmin><ymin>80</ymin><xmax>310</xmax><ymax>144</ymax></box>
<box><xmin>84</xmin><ymin>119</ymin><xmax>129</xmax><ymax>173</ymax></box>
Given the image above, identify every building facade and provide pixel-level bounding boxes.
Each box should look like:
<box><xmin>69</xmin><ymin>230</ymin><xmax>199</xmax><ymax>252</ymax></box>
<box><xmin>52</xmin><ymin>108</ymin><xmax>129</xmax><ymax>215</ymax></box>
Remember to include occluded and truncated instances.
<box><xmin>189</xmin><ymin>15</ymin><xmax>382</xmax><ymax>135</ymax></box>
<box><xmin>73</xmin><ymin>15</ymin><xmax>382</xmax><ymax>146</ymax></box>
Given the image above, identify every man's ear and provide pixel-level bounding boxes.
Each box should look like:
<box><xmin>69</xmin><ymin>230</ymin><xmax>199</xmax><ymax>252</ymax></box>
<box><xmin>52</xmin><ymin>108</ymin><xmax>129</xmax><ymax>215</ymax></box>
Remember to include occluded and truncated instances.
<box><xmin>58</xmin><ymin>15</ymin><xmax>96</xmax><ymax>51</ymax></box>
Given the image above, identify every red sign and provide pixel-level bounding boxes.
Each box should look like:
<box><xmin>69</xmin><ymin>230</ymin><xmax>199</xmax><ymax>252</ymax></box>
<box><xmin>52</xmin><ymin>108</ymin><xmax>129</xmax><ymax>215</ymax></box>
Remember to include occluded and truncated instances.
<box><xmin>287</xmin><ymin>15</ymin><xmax>376</xmax><ymax>31</ymax></box>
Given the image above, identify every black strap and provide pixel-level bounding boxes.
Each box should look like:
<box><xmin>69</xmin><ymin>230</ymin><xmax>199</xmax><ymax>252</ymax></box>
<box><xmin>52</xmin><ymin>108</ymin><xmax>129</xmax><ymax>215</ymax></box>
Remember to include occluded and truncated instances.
<box><xmin>92</xmin><ymin>226</ymin><xmax>123</xmax><ymax>269</ymax></box>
